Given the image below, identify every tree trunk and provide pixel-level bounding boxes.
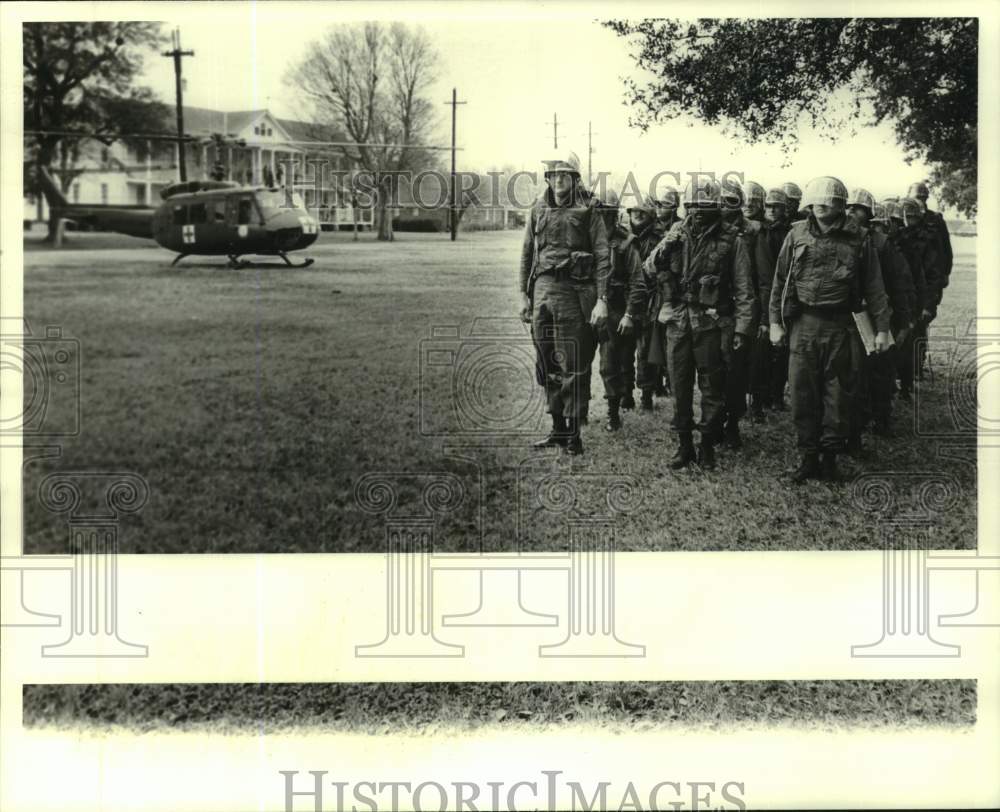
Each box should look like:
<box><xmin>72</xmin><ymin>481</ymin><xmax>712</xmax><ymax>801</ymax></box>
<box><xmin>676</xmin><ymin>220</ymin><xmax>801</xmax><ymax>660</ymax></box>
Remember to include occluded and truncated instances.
<box><xmin>376</xmin><ymin>200</ymin><xmax>392</xmax><ymax>242</ymax></box>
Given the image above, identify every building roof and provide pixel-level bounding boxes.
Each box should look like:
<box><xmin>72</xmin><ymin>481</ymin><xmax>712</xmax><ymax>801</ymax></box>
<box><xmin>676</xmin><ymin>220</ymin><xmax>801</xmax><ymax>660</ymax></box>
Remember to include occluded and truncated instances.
<box><xmin>169</xmin><ymin>105</ymin><xmax>346</xmax><ymax>144</ymax></box>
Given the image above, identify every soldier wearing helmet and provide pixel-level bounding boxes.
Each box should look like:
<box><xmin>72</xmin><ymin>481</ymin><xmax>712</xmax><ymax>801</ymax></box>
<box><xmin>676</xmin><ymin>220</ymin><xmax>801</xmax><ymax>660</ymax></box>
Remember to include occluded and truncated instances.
<box><xmin>908</xmin><ymin>181</ymin><xmax>953</xmax><ymax>293</ymax></box>
<box><xmin>717</xmin><ymin>178</ymin><xmax>765</xmax><ymax>448</ymax></box>
<box><xmin>627</xmin><ymin>194</ymin><xmax>669</xmax><ymax>412</ymax></box>
<box><xmin>782</xmin><ymin>181</ymin><xmax>805</xmax><ymax>223</ymax></box>
<box><xmin>769</xmin><ymin>176</ymin><xmax>891</xmax><ymax>483</ymax></box>
<box><xmin>650</xmin><ymin>186</ymin><xmax>683</xmax><ymax>402</ymax></box>
<box><xmin>893</xmin><ymin>196</ymin><xmax>942</xmax><ymax>402</ymax></box>
<box><xmin>751</xmin><ymin>187</ymin><xmax>791</xmax><ymax>418</ymax></box>
<box><xmin>654</xmin><ymin>186</ymin><xmax>682</xmax><ymax>234</ymax></box>
<box><xmin>592</xmin><ymin>188</ymin><xmax>648</xmax><ymax>431</ymax></box>
<box><xmin>519</xmin><ymin>151</ymin><xmax>611</xmax><ymax>455</ymax></box>
<box><xmin>846</xmin><ymin>188</ymin><xmax>917</xmax><ymax>440</ymax></box>
<box><xmin>741</xmin><ymin>180</ymin><xmax>766</xmax><ymax>223</ymax></box>
<box><xmin>645</xmin><ymin>175</ymin><xmax>754</xmax><ymax>470</ymax></box>
<box><xmin>906</xmin><ymin>182</ymin><xmax>951</xmax><ymax>383</ymax></box>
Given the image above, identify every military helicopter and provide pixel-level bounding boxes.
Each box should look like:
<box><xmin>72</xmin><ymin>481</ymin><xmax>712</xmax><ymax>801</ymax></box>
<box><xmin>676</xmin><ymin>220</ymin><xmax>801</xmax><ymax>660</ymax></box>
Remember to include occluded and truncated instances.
<box><xmin>37</xmin><ymin>166</ymin><xmax>320</xmax><ymax>268</ymax></box>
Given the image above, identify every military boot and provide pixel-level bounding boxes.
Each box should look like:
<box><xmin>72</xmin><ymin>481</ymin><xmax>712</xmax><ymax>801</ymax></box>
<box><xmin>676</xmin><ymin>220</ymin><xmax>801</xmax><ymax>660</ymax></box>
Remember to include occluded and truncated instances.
<box><xmin>791</xmin><ymin>453</ymin><xmax>821</xmax><ymax>484</ymax></box>
<box><xmin>604</xmin><ymin>398</ymin><xmax>622</xmax><ymax>432</ymax></box>
<box><xmin>621</xmin><ymin>392</ymin><xmax>636</xmax><ymax>411</ymax></box>
<box><xmin>750</xmin><ymin>400</ymin><xmax>766</xmax><ymax>424</ymax></box>
<box><xmin>670</xmin><ymin>433</ymin><xmax>697</xmax><ymax>469</ymax></box>
<box><xmin>898</xmin><ymin>385</ymin><xmax>912</xmax><ymax>403</ymax></box>
<box><xmin>821</xmin><ymin>452</ymin><xmax>840</xmax><ymax>482</ymax></box>
<box><xmin>533</xmin><ymin>414</ymin><xmax>567</xmax><ymax>449</ymax></box>
<box><xmin>565</xmin><ymin>418</ymin><xmax>584</xmax><ymax>456</ymax></box>
<box><xmin>698</xmin><ymin>435</ymin><xmax>716</xmax><ymax>470</ymax></box>
<box><xmin>640</xmin><ymin>391</ymin><xmax>654</xmax><ymax>412</ymax></box>
<box><xmin>723</xmin><ymin>418</ymin><xmax>742</xmax><ymax>450</ymax></box>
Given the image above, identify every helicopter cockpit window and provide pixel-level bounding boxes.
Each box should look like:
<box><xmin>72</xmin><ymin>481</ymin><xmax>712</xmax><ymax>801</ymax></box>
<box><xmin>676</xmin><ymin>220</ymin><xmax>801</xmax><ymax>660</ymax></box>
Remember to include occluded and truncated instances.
<box><xmin>213</xmin><ymin>202</ymin><xmax>226</xmax><ymax>223</ymax></box>
<box><xmin>189</xmin><ymin>203</ymin><xmax>208</xmax><ymax>224</ymax></box>
<box><xmin>256</xmin><ymin>189</ymin><xmax>306</xmax><ymax>211</ymax></box>
<box><xmin>172</xmin><ymin>205</ymin><xmax>186</xmax><ymax>226</ymax></box>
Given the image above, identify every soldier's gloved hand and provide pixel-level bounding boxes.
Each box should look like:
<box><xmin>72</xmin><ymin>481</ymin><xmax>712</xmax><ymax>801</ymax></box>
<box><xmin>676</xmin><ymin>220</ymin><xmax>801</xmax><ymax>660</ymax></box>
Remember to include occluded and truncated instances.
<box><xmin>770</xmin><ymin>323</ymin><xmax>786</xmax><ymax>346</ymax></box>
<box><xmin>590</xmin><ymin>298</ymin><xmax>609</xmax><ymax>328</ymax></box>
<box><xmin>757</xmin><ymin>324</ymin><xmax>769</xmax><ymax>339</ymax></box>
<box><xmin>874</xmin><ymin>331</ymin><xmax>891</xmax><ymax>353</ymax></box>
<box><xmin>618</xmin><ymin>314</ymin><xmax>634</xmax><ymax>336</ymax></box>
<box><xmin>733</xmin><ymin>332</ymin><xmax>746</xmax><ymax>351</ymax></box>
<box><xmin>519</xmin><ymin>294</ymin><xmax>531</xmax><ymax>324</ymax></box>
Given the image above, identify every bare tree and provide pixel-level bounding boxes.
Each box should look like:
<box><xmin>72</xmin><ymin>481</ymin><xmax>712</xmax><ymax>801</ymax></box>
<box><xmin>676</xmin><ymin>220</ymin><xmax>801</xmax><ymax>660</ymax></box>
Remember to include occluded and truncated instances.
<box><xmin>288</xmin><ymin>22</ymin><xmax>440</xmax><ymax>241</ymax></box>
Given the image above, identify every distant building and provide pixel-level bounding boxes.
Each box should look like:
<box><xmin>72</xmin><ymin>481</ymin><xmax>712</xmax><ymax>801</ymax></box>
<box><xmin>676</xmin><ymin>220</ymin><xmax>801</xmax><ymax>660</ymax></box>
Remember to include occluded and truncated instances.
<box><xmin>24</xmin><ymin>106</ymin><xmax>374</xmax><ymax>231</ymax></box>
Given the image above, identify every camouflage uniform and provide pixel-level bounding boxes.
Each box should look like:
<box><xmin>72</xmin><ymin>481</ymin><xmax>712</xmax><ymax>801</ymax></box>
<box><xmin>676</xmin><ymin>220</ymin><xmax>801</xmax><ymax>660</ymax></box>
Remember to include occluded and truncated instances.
<box><xmin>633</xmin><ymin>215</ymin><xmax>675</xmax><ymax>402</ymax></box>
<box><xmin>769</xmin><ymin>212</ymin><xmax>890</xmax><ymax>460</ymax></box>
<box><xmin>646</xmin><ymin>214</ymin><xmax>754</xmax><ymax>462</ymax></box>
<box><xmin>894</xmin><ymin>212</ymin><xmax>941</xmax><ymax>398</ymax></box>
<box><xmin>720</xmin><ymin>210</ymin><xmax>764</xmax><ymax>442</ymax></box>
<box><xmin>754</xmin><ymin>214</ymin><xmax>790</xmax><ymax>411</ymax></box>
<box><xmin>521</xmin><ymin>186</ymin><xmax>610</xmax><ymax>423</ymax></box>
<box><xmin>868</xmin><ymin>217</ymin><xmax>917</xmax><ymax>430</ymax></box>
<box><xmin>599</xmin><ymin>224</ymin><xmax>647</xmax><ymax>409</ymax></box>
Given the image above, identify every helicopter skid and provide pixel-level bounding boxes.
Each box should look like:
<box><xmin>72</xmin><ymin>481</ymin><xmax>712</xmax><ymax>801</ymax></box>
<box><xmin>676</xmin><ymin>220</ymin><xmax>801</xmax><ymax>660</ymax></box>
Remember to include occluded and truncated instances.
<box><xmin>167</xmin><ymin>253</ymin><xmax>314</xmax><ymax>270</ymax></box>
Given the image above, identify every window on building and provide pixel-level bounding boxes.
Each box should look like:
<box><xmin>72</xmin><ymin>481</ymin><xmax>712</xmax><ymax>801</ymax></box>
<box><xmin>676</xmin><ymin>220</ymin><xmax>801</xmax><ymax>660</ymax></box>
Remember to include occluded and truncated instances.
<box><xmin>72</xmin><ymin>184</ymin><xmax>80</xmax><ymax>203</ymax></box>
<box><xmin>267</xmin><ymin>127</ymin><xmax>272</xmax><ymax>136</ymax></box>
<box><xmin>100</xmin><ymin>184</ymin><xmax>108</xmax><ymax>205</ymax></box>
<box><xmin>189</xmin><ymin>203</ymin><xmax>208</xmax><ymax>224</ymax></box>
<box><xmin>101</xmin><ymin>147</ymin><xmax>110</xmax><ymax>164</ymax></box>
<box><xmin>136</xmin><ymin>185</ymin><xmax>147</xmax><ymax>206</ymax></box>
<box><xmin>173</xmin><ymin>205</ymin><xmax>186</xmax><ymax>226</ymax></box>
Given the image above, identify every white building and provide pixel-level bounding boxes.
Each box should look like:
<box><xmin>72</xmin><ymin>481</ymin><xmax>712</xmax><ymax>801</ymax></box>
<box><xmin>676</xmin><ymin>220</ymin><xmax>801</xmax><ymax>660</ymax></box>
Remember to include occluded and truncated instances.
<box><xmin>25</xmin><ymin>106</ymin><xmax>374</xmax><ymax>230</ymax></box>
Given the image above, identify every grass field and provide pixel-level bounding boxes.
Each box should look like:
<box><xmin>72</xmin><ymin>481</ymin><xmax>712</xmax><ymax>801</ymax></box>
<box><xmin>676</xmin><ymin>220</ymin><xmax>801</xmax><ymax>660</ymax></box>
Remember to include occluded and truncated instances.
<box><xmin>22</xmin><ymin>680</ymin><xmax>976</xmax><ymax>734</ymax></box>
<box><xmin>20</xmin><ymin>230</ymin><xmax>977</xmax><ymax>552</ymax></box>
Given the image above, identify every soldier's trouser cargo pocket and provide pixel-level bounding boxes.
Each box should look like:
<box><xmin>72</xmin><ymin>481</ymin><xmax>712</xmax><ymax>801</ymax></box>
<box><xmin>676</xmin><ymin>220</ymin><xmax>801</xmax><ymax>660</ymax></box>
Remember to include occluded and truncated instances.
<box><xmin>531</xmin><ymin>275</ymin><xmax>597</xmax><ymax>418</ymax></box>
<box><xmin>788</xmin><ymin>310</ymin><xmax>856</xmax><ymax>453</ymax></box>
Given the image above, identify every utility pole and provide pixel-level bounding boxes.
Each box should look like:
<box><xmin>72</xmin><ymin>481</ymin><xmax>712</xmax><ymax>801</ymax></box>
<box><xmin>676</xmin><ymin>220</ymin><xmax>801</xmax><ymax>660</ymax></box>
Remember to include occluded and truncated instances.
<box><xmin>162</xmin><ymin>28</ymin><xmax>194</xmax><ymax>182</ymax></box>
<box><xmin>585</xmin><ymin>121</ymin><xmax>597</xmax><ymax>187</ymax></box>
<box><xmin>444</xmin><ymin>88</ymin><xmax>467</xmax><ymax>241</ymax></box>
<box><xmin>547</xmin><ymin>113</ymin><xmax>560</xmax><ymax>150</ymax></box>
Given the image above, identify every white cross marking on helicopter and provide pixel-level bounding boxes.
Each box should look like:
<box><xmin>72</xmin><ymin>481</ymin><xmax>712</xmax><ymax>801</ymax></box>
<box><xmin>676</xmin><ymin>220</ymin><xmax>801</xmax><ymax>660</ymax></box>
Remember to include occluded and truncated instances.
<box><xmin>182</xmin><ymin>225</ymin><xmax>196</xmax><ymax>244</ymax></box>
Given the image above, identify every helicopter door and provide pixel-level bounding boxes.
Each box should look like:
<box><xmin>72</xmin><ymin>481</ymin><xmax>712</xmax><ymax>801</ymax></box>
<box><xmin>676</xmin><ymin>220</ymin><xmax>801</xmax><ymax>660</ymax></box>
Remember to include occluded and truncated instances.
<box><xmin>227</xmin><ymin>194</ymin><xmax>257</xmax><ymax>241</ymax></box>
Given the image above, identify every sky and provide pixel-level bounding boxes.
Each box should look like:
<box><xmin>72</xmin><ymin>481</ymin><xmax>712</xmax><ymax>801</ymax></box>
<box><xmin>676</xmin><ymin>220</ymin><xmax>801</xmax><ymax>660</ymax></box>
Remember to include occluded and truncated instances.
<box><xmin>134</xmin><ymin>3</ymin><xmax>944</xmax><ymax>210</ymax></box>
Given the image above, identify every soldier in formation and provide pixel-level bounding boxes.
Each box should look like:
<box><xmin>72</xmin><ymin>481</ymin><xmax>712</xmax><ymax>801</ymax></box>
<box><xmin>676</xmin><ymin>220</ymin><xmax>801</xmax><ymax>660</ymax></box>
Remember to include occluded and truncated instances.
<box><xmin>518</xmin><ymin>158</ymin><xmax>954</xmax><ymax>481</ymax></box>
